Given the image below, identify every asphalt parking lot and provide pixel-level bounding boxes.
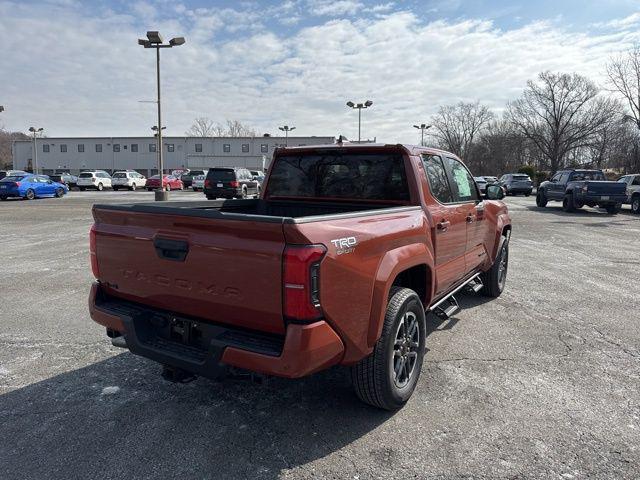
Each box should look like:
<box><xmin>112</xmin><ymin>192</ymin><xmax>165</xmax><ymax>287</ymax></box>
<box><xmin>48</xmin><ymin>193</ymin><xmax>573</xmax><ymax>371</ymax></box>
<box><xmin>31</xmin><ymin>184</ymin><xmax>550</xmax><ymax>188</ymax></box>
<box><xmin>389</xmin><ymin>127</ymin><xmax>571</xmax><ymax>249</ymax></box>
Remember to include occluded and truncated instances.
<box><xmin>0</xmin><ymin>191</ymin><xmax>639</xmax><ymax>479</ymax></box>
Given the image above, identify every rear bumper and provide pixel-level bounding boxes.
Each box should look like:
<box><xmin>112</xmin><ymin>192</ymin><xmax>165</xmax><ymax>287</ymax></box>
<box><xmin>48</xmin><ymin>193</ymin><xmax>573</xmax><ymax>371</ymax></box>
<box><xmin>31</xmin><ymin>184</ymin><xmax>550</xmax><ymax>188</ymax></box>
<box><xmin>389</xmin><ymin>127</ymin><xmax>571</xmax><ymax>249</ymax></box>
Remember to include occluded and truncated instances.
<box><xmin>578</xmin><ymin>193</ymin><xmax>627</xmax><ymax>204</ymax></box>
<box><xmin>88</xmin><ymin>282</ymin><xmax>344</xmax><ymax>378</ymax></box>
<box><xmin>506</xmin><ymin>186</ymin><xmax>532</xmax><ymax>194</ymax></box>
<box><xmin>0</xmin><ymin>189</ymin><xmax>22</xmax><ymax>197</ymax></box>
<box><xmin>204</xmin><ymin>187</ymin><xmax>242</xmax><ymax>198</ymax></box>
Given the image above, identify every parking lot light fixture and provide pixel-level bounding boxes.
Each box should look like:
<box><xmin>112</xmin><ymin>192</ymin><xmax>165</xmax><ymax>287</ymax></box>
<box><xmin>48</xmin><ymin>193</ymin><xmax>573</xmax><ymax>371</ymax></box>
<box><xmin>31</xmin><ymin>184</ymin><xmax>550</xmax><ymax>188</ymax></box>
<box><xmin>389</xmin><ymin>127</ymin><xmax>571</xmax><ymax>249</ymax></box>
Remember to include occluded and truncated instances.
<box><xmin>413</xmin><ymin>123</ymin><xmax>431</xmax><ymax>146</ymax></box>
<box><xmin>138</xmin><ymin>30</ymin><xmax>185</xmax><ymax>201</ymax></box>
<box><xmin>28</xmin><ymin>127</ymin><xmax>44</xmax><ymax>175</ymax></box>
<box><xmin>346</xmin><ymin>100</ymin><xmax>373</xmax><ymax>142</ymax></box>
<box><xmin>278</xmin><ymin>125</ymin><xmax>296</xmax><ymax>146</ymax></box>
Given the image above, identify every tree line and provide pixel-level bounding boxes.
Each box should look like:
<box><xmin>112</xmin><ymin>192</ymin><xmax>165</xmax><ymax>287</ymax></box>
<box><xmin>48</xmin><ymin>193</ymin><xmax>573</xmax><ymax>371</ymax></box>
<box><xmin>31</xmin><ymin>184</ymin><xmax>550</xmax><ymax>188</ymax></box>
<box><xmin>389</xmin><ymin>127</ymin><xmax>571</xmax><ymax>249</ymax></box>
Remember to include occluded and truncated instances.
<box><xmin>427</xmin><ymin>45</ymin><xmax>640</xmax><ymax>178</ymax></box>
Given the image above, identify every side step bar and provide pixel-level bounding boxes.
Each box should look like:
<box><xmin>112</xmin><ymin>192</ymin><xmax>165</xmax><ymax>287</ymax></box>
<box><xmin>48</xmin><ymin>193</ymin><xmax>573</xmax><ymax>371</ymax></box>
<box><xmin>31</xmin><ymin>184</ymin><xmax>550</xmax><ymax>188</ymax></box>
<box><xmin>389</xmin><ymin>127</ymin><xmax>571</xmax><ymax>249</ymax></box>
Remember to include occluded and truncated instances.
<box><xmin>429</xmin><ymin>273</ymin><xmax>482</xmax><ymax>320</ymax></box>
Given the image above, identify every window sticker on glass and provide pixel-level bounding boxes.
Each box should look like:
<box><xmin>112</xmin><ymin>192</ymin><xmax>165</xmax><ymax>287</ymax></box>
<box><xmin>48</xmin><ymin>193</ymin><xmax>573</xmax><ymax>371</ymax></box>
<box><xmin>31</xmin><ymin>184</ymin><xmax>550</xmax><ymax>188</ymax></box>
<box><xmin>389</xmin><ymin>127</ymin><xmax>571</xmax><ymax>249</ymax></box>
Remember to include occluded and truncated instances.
<box><xmin>454</xmin><ymin>168</ymin><xmax>471</xmax><ymax>198</ymax></box>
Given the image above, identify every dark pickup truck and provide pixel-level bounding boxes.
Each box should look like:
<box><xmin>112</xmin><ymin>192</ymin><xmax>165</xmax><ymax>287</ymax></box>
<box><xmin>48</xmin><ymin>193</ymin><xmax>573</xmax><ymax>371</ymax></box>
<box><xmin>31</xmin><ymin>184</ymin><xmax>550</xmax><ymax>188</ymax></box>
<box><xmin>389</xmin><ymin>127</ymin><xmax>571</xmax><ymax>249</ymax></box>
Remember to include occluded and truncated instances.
<box><xmin>536</xmin><ymin>169</ymin><xmax>627</xmax><ymax>214</ymax></box>
<box><xmin>88</xmin><ymin>143</ymin><xmax>512</xmax><ymax>410</ymax></box>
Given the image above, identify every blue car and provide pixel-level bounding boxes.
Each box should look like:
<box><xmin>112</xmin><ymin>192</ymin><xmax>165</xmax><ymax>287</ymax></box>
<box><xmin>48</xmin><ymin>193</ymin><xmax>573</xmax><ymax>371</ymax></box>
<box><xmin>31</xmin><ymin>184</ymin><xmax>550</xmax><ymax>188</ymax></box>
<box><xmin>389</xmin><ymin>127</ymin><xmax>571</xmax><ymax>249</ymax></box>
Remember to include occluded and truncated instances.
<box><xmin>0</xmin><ymin>174</ymin><xmax>69</xmax><ymax>200</ymax></box>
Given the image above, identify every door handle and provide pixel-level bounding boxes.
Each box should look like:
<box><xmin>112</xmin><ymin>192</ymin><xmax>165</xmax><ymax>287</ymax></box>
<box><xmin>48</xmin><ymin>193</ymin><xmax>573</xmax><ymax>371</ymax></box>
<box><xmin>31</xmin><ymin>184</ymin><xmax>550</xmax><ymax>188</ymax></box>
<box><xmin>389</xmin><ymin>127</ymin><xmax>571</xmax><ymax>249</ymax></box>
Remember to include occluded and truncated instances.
<box><xmin>153</xmin><ymin>237</ymin><xmax>189</xmax><ymax>262</ymax></box>
<box><xmin>436</xmin><ymin>220</ymin><xmax>450</xmax><ymax>232</ymax></box>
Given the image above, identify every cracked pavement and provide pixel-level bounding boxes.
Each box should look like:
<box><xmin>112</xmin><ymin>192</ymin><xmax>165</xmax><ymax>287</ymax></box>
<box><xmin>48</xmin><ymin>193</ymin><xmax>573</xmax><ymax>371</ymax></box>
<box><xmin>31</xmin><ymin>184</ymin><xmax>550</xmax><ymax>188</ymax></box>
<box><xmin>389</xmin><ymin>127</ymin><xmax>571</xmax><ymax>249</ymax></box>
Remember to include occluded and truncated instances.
<box><xmin>0</xmin><ymin>191</ymin><xmax>639</xmax><ymax>479</ymax></box>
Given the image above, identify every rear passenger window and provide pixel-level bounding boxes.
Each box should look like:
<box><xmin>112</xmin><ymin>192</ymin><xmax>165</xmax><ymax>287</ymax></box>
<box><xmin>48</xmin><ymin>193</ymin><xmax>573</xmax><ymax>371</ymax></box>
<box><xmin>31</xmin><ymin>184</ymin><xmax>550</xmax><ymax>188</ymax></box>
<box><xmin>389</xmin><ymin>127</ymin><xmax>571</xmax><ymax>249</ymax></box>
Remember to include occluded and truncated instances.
<box><xmin>444</xmin><ymin>157</ymin><xmax>479</xmax><ymax>202</ymax></box>
<box><xmin>422</xmin><ymin>155</ymin><xmax>453</xmax><ymax>203</ymax></box>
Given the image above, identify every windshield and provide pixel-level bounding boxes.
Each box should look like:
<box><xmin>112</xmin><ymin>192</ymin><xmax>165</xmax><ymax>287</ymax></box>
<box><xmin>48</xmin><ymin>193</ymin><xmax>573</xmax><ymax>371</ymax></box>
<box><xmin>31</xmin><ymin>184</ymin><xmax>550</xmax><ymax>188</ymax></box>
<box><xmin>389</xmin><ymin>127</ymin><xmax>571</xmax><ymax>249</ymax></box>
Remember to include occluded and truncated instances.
<box><xmin>1</xmin><ymin>175</ymin><xmax>25</xmax><ymax>182</ymax></box>
<box><xmin>113</xmin><ymin>172</ymin><xmax>127</xmax><ymax>178</ymax></box>
<box><xmin>190</xmin><ymin>170</ymin><xmax>205</xmax><ymax>176</ymax></box>
<box><xmin>268</xmin><ymin>152</ymin><xmax>410</xmax><ymax>201</ymax></box>
<box><xmin>79</xmin><ymin>172</ymin><xmax>94</xmax><ymax>178</ymax></box>
<box><xmin>512</xmin><ymin>175</ymin><xmax>531</xmax><ymax>180</ymax></box>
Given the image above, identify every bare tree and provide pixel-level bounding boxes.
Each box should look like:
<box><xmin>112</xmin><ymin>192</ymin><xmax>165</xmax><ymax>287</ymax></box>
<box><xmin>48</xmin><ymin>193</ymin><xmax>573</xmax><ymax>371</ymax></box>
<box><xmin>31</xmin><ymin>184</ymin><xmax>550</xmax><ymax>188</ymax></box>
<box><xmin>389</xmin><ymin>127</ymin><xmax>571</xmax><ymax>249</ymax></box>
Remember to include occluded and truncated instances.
<box><xmin>225</xmin><ymin>119</ymin><xmax>256</xmax><ymax>137</ymax></box>
<box><xmin>506</xmin><ymin>71</ymin><xmax>612</xmax><ymax>172</ymax></box>
<box><xmin>0</xmin><ymin>128</ymin><xmax>29</xmax><ymax>169</ymax></box>
<box><xmin>607</xmin><ymin>44</ymin><xmax>640</xmax><ymax>130</ymax></box>
<box><xmin>186</xmin><ymin>117</ymin><xmax>217</xmax><ymax>137</ymax></box>
<box><xmin>429</xmin><ymin>101</ymin><xmax>494</xmax><ymax>160</ymax></box>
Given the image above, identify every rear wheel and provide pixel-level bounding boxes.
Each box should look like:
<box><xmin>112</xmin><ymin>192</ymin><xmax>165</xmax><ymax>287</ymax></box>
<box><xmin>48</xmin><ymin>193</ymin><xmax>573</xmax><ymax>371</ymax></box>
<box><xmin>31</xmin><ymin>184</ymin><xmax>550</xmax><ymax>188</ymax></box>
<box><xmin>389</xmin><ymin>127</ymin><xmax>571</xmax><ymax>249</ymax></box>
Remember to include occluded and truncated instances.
<box><xmin>562</xmin><ymin>194</ymin><xmax>575</xmax><ymax>212</ymax></box>
<box><xmin>536</xmin><ymin>190</ymin><xmax>548</xmax><ymax>207</ymax></box>
<box><xmin>351</xmin><ymin>287</ymin><xmax>426</xmax><ymax>410</ymax></box>
<box><xmin>240</xmin><ymin>187</ymin><xmax>248</xmax><ymax>199</ymax></box>
<box><xmin>605</xmin><ymin>203</ymin><xmax>620</xmax><ymax>215</ymax></box>
<box><xmin>24</xmin><ymin>189</ymin><xmax>35</xmax><ymax>200</ymax></box>
<box><xmin>79</xmin><ymin>187</ymin><xmax>86</xmax><ymax>191</ymax></box>
<box><xmin>481</xmin><ymin>235</ymin><xmax>509</xmax><ymax>298</ymax></box>
<box><xmin>0</xmin><ymin>196</ymin><xmax>7</xmax><ymax>201</ymax></box>
<box><xmin>631</xmin><ymin>195</ymin><xmax>640</xmax><ymax>214</ymax></box>
<box><xmin>54</xmin><ymin>187</ymin><xmax>64</xmax><ymax>198</ymax></box>
<box><xmin>113</xmin><ymin>187</ymin><xmax>119</xmax><ymax>191</ymax></box>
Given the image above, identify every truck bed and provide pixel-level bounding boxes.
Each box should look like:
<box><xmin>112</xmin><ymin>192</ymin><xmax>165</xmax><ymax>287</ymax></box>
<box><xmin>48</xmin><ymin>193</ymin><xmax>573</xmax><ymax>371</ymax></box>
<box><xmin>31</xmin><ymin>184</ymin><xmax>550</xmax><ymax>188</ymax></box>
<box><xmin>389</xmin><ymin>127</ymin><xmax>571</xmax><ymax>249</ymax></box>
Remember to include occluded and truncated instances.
<box><xmin>91</xmin><ymin>198</ymin><xmax>419</xmax><ymax>336</ymax></box>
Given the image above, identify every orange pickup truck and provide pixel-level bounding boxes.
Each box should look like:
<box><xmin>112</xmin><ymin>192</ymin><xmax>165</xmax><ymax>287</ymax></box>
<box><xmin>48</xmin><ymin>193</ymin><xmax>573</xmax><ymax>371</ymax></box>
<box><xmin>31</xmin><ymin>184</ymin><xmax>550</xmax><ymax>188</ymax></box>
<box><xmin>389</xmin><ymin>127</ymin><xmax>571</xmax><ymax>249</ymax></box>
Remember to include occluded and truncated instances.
<box><xmin>89</xmin><ymin>143</ymin><xmax>511</xmax><ymax>410</ymax></box>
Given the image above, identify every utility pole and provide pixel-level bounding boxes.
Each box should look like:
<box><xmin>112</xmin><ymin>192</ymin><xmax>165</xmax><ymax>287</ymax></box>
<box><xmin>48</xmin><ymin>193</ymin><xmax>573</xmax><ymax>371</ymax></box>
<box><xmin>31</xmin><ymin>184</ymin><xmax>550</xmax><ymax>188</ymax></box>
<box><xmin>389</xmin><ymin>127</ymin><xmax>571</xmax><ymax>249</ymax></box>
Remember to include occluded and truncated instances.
<box><xmin>28</xmin><ymin>127</ymin><xmax>44</xmax><ymax>174</ymax></box>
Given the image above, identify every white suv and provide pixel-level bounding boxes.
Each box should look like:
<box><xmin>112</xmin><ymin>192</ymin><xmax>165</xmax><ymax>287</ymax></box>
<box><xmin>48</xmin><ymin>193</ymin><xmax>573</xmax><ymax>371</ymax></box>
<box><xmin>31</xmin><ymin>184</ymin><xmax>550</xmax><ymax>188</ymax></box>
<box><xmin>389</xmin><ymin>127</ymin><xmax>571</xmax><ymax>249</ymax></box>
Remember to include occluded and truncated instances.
<box><xmin>77</xmin><ymin>170</ymin><xmax>112</xmax><ymax>191</ymax></box>
<box><xmin>112</xmin><ymin>170</ymin><xmax>147</xmax><ymax>191</ymax></box>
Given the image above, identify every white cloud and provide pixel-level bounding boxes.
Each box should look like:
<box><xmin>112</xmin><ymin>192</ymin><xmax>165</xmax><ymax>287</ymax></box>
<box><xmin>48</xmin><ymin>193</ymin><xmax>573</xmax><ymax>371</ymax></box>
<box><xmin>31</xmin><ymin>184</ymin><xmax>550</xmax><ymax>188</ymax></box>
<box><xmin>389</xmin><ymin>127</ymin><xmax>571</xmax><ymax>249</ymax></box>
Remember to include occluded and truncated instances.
<box><xmin>1</xmin><ymin>3</ymin><xmax>640</xmax><ymax>146</ymax></box>
<box><xmin>593</xmin><ymin>12</ymin><xmax>640</xmax><ymax>29</ymax></box>
<box><xmin>307</xmin><ymin>0</ymin><xmax>364</xmax><ymax>16</ymax></box>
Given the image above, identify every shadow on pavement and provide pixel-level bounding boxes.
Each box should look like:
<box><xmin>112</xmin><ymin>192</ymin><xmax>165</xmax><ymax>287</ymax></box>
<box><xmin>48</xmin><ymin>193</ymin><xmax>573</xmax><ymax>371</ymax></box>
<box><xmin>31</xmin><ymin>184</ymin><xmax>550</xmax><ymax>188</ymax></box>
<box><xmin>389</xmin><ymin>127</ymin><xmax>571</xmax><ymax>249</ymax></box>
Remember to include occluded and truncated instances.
<box><xmin>0</xmin><ymin>353</ymin><xmax>392</xmax><ymax>480</ymax></box>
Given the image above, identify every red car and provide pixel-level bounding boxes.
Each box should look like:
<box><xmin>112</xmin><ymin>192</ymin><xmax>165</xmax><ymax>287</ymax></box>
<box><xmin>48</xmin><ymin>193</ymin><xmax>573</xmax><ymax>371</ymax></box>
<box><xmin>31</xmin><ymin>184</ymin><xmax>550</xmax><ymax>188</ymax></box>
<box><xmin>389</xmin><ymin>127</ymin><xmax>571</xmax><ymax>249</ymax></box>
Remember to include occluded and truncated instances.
<box><xmin>145</xmin><ymin>175</ymin><xmax>183</xmax><ymax>191</ymax></box>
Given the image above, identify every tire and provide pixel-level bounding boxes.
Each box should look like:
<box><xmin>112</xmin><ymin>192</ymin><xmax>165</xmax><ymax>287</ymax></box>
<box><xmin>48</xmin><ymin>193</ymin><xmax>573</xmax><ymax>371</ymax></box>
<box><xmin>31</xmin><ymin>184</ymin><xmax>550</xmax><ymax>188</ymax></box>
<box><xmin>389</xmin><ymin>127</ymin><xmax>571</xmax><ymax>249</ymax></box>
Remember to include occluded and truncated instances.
<box><xmin>79</xmin><ymin>187</ymin><xmax>86</xmax><ymax>191</ymax></box>
<box><xmin>536</xmin><ymin>190</ymin><xmax>548</xmax><ymax>207</ymax></box>
<box><xmin>0</xmin><ymin>196</ymin><xmax>7</xmax><ymax>201</ymax></box>
<box><xmin>631</xmin><ymin>195</ymin><xmax>640</xmax><ymax>214</ymax></box>
<box><xmin>562</xmin><ymin>194</ymin><xmax>575</xmax><ymax>212</ymax></box>
<box><xmin>525</xmin><ymin>192</ymin><xmax>531</xmax><ymax>197</ymax></box>
<box><xmin>241</xmin><ymin>188</ymin><xmax>248</xmax><ymax>199</ymax></box>
<box><xmin>351</xmin><ymin>287</ymin><xmax>426</xmax><ymax>410</ymax></box>
<box><xmin>206</xmin><ymin>195</ymin><xmax>215</xmax><ymax>200</ymax></box>
<box><xmin>113</xmin><ymin>187</ymin><xmax>119</xmax><ymax>191</ymax></box>
<box><xmin>605</xmin><ymin>203</ymin><xmax>620</xmax><ymax>215</ymax></box>
<box><xmin>481</xmin><ymin>235</ymin><xmax>509</xmax><ymax>298</ymax></box>
<box><xmin>147</xmin><ymin>188</ymin><xmax>152</xmax><ymax>192</ymax></box>
<box><xmin>24</xmin><ymin>189</ymin><xmax>35</xmax><ymax>200</ymax></box>
<box><xmin>54</xmin><ymin>187</ymin><xmax>64</xmax><ymax>198</ymax></box>
<box><xmin>97</xmin><ymin>183</ymin><xmax>103</xmax><ymax>191</ymax></box>
<box><xmin>130</xmin><ymin>183</ymin><xmax>136</xmax><ymax>191</ymax></box>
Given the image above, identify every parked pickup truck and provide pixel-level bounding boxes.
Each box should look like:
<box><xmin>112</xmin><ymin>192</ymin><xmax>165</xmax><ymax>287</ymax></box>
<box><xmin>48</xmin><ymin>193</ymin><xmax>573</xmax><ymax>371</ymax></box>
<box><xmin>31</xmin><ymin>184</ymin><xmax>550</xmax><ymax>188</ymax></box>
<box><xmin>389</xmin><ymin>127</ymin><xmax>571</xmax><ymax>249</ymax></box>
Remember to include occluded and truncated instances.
<box><xmin>617</xmin><ymin>174</ymin><xmax>640</xmax><ymax>214</ymax></box>
<box><xmin>536</xmin><ymin>169</ymin><xmax>627</xmax><ymax>214</ymax></box>
<box><xmin>88</xmin><ymin>143</ymin><xmax>511</xmax><ymax>410</ymax></box>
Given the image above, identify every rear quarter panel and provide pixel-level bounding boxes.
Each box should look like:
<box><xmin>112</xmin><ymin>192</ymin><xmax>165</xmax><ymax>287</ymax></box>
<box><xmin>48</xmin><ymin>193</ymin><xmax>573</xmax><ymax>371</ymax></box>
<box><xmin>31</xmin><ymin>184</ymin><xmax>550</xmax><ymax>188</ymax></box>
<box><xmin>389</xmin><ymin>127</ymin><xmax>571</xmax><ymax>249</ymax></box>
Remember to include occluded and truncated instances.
<box><xmin>284</xmin><ymin>208</ymin><xmax>434</xmax><ymax>364</ymax></box>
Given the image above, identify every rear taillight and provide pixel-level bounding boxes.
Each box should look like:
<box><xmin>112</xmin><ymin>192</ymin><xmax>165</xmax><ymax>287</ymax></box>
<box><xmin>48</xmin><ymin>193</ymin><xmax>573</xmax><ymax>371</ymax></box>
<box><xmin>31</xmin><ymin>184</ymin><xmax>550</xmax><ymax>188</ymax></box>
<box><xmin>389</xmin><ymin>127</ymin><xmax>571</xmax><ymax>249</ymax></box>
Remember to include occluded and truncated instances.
<box><xmin>229</xmin><ymin>180</ymin><xmax>240</xmax><ymax>188</ymax></box>
<box><xmin>205</xmin><ymin>179</ymin><xmax>211</xmax><ymax>188</ymax></box>
<box><xmin>89</xmin><ymin>224</ymin><xmax>99</xmax><ymax>278</ymax></box>
<box><xmin>14</xmin><ymin>182</ymin><xmax>20</xmax><ymax>187</ymax></box>
<box><xmin>283</xmin><ymin>245</ymin><xmax>326</xmax><ymax>322</ymax></box>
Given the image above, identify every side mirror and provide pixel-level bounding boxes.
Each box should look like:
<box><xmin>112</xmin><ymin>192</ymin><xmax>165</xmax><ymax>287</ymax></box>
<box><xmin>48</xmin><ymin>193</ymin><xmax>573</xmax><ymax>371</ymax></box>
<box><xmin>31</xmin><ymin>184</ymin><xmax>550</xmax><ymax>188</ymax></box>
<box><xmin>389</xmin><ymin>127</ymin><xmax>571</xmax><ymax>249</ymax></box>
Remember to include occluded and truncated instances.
<box><xmin>485</xmin><ymin>184</ymin><xmax>505</xmax><ymax>200</ymax></box>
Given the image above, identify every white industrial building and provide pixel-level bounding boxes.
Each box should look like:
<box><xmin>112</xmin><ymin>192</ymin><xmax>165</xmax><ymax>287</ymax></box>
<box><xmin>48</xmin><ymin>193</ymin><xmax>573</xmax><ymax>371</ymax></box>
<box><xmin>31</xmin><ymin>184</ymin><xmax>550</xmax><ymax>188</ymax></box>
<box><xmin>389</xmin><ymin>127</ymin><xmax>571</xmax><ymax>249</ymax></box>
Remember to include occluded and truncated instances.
<box><xmin>12</xmin><ymin>135</ymin><xmax>335</xmax><ymax>176</ymax></box>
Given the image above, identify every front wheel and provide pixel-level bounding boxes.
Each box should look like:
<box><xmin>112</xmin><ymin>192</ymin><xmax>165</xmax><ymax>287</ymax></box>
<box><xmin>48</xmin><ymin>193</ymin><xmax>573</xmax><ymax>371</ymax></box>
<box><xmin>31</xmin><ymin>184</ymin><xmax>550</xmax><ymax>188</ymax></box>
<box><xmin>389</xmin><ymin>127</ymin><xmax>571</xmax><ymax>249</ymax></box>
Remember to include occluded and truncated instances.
<box><xmin>631</xmin><ymin>196</ymin><xmax>640</xmax><ymax>214</ymax></box>
<box><xmin>54</xmin><ymin>187</ymin><xmax>64</xmax><ymax>198</ymax></box>
<box><xmin>562</xmin><ymin>194</ymin><xmax>575</xmax><ymax>212</ymax></box>
<box><xmin>536</xmin><ymin>190</ymin><xmax>548</xmax><ymax>207</ymax></box>
<box><xmin>351</xmin><ymin>287</ymin><xmax>426</xmax><ymax>410</ymax></box>
<box><xmin>481</xmin><ymin>235</ymin><xmax>509</xmax><ymax>298</ymax></box>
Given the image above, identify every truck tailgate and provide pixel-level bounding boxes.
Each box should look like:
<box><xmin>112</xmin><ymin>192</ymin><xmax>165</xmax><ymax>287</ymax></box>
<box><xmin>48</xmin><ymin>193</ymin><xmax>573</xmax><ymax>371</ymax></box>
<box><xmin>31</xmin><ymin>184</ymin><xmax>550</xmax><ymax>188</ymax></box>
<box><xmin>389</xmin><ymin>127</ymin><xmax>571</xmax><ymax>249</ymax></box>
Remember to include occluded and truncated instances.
<box><xmin>585</xmin><ymin>181</ymin><xmax>626</xmax><ymax>195</ymax></box>
<box><xmin>92</xmin><ymin>207</ymin><xmax>286</xmax><ymax>335</ymax></box>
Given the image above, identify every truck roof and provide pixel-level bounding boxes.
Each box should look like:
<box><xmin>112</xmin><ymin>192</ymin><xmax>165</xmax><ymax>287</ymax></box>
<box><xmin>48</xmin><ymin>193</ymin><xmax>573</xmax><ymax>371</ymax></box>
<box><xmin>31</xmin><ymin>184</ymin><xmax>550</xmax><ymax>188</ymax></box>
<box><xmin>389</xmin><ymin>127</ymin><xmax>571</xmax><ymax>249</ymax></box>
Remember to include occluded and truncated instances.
<box><xmin>274</xmin><ymin>142</ymin><xmax>459</xmax><ymax>158</ymax></box>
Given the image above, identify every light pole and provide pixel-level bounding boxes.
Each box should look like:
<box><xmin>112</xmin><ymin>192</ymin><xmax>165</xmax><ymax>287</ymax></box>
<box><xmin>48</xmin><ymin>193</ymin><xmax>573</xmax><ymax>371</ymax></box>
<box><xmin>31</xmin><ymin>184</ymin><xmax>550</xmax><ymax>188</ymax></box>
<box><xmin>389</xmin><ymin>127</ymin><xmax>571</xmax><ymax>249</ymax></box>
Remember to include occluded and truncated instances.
<box><xmin>413</xmin><ymin>123</ymin><xmax>431</xmax><ymax>146</ymax></box>
<box><xmin>28</xmin><ymin>127</ymin><xmax>43</xmax><ymax>174</ymax></box>
<box><xmin>346</xmin><ymin>100</ymin><xmax>373</xmax><ymax>142</ymax></box>
<box><xmin>278</xmin><ymin>125</ymin><xmax>296</xmax><ymax>146</ymax></box>
<box><xmin>138</xmin><ymin>31</ymin><xmax>185</xmax><ymax>201</ymax></box>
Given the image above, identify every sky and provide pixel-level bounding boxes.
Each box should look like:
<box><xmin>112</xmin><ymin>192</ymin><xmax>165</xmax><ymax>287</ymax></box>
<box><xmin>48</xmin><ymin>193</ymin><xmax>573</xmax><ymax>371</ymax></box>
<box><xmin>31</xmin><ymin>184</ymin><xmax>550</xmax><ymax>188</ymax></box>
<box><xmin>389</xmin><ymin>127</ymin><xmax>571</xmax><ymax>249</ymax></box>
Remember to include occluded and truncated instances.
<box><xmin>1</xmin><ymin>0</ymin><xmax>640</xmax><ymax>144</ymax></box>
